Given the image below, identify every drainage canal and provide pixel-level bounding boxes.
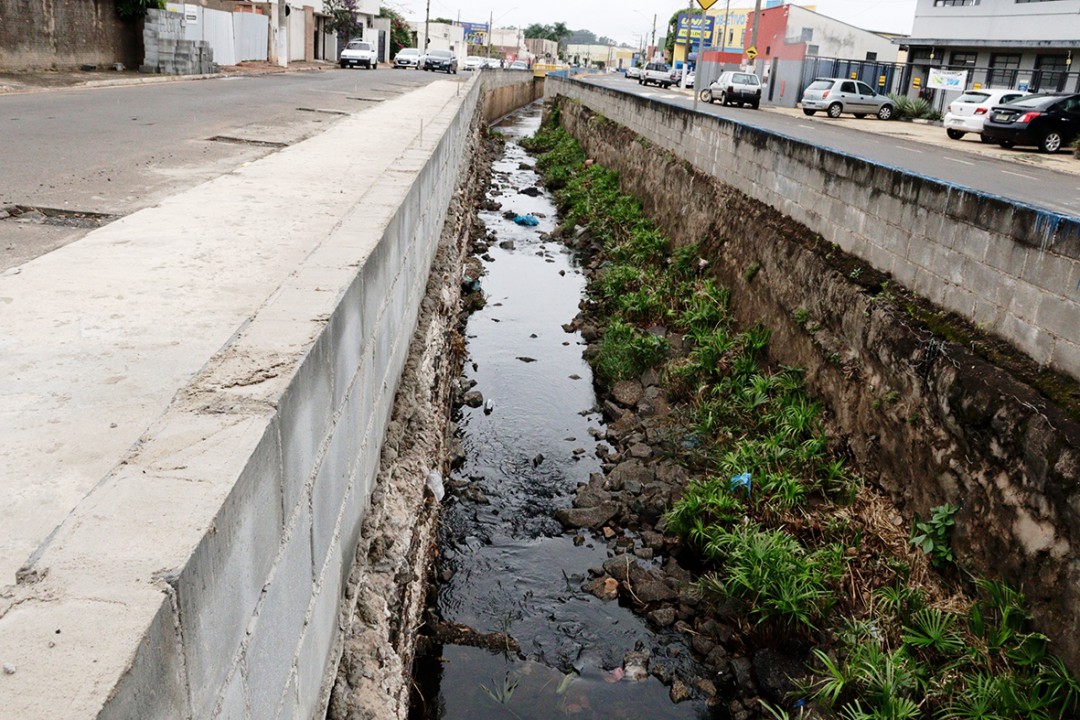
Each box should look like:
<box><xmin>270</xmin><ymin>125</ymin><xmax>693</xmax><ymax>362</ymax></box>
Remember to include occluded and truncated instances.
<box><xmin>410</xmin><ymin>104</ymin><xmax>723</xmax><ymax>719</ymax></box>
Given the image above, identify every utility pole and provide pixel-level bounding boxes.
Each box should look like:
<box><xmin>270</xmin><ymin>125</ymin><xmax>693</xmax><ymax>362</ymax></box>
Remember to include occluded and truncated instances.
<box><xmin>488</xmin><ymin>10</ymin><xmax>493</xmax><ymax>57</ymax></box>
<box><xmin>720</xmin><ymin>0</ymin><xmax>731</xmax><ymax>58</ymax></box>
<box><xmin>651</xmin><ymin>13</ymin><xmax>656</xmax><ymax>60</ymax></box>
<box><xmin>750</xmin><ymin>0</ymin><xmax>762</xmax><ymax>73</ymax></box>
<box><xmin>424</xmin><ymin>0</ymin><xmax>430</xmax><ymax>51</ymax></box>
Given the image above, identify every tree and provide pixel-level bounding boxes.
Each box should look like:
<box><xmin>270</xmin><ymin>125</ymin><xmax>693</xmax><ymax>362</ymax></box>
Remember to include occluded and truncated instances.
<box><xmin>116</xmin><ymin>0</ymin><xmax>164</xmax><ymax>19</ymax></box>
<box><xmin>524</xmin><ymin>23</ymin><xmax>551</xmax><ymax>40</ymax></box>
<box><xmin>431</xmin><ymin>17</ymin><xmax>454</xmax><ymax>25</ymax></box>
<box><xmin>325</xmin><ymin>0</ymin><xmax>364</xmax><ymax>40</ymax></box>
<box><xmin>378</xmin><ymin>6</ymin><xmax>413</xmax><ymax>53</ymax></box>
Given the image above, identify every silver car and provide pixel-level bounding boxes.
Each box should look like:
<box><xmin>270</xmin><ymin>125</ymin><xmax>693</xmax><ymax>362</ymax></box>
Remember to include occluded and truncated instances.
<box><xmin>800</xmin><ymin>78</ymin><xmax>896</xmax><ymax>120</ymax></box>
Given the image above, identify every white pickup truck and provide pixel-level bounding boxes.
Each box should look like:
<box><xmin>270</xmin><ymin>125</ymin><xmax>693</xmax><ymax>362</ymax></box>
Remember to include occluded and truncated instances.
<box><xmin>339</xmin><ymin>40</ymin><xmax>377</xmax><ymax>69</ymax></box>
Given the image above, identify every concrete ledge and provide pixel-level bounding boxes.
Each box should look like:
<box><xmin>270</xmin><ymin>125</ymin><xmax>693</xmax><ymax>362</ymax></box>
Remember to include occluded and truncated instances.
<box><xmin>0</xmin><ymin>75</ymin><xmax>491</xmax><ymax>719</ymax></box>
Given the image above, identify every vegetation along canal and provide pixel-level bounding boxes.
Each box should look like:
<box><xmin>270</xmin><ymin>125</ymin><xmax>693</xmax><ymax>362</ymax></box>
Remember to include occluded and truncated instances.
<box><xmin>411</xmin><ymin>100</ymin><xmax>1080</xmax><ymax>719</ymax></box>
<box><xmin>410</xmin><ymin>105</ymin><xmax>723</xmax><ymax>719</ymax></box>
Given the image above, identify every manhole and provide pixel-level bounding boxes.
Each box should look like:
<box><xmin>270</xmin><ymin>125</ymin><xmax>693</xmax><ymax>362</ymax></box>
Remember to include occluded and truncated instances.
<box><xmin>1</xmin><ymin>205</ymin><xmax>117</xmax><ymax>229</ymax></box>
<box><xmin>207</xmin><ymin>135</ymin><xmax>289</xmax><ymax>148</ymax></box>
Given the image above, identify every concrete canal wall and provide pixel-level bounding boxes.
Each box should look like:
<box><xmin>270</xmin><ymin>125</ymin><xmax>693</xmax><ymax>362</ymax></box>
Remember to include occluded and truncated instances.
<box><xmin>0</xmin><ymin>72</ymin><xmax>539</xmax><ymax>720</ymax></box>
<box><xmin>543</xmin><ymin>78</ymin><xmax>1080</xmax><ymax>672</ymax></box>
<box><xmin>546</xmin><ymin>76</ymin><xmax>1080</xmax><ymax>384</ymax></box>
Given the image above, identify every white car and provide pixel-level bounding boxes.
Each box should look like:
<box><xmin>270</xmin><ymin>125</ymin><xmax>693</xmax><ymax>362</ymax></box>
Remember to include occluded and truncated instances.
<box><xmin>509</xmin><ymin>60</ymin><xmax>528</xmax><ymax>71</ymax></box>
<box><xmin>483</xmin><ymin>58</ymin><xmax>500</xmax><ymax>69</ymax></box>
<box><xmin>393</xmin><ymin>48</ymin><xmax>422</xmax><ymax>69</ymax></box>
<box><xmin>944</xmin><ymin>88</ymin><xmax>1029</xmax><ymax>142</ymax></box>
<box><xmin>339</xmin><ymin>40</ymin><xmax>377</xmax><ymax>69</ymax></box>
<box><xmin>685</xmin><ymin>70</ymin><xmax>695</xmax><ymax>88</ymax></box>
<box><xmin>463</xmin><ymin>56</ymin><xmax>485</xmax><ymax>71</ymax></box>
<box><xmin>626</xmin><ymin>66</ymin><xmax>641</xmax><ymax>79</ymax></box>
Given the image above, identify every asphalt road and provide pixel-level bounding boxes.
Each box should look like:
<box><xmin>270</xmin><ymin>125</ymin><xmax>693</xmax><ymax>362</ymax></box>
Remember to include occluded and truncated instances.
<box><xmin>0</xmin><ymin>67</ymin><xmax>462</xmax><ymax>270</ymax></box>
<box><xmin>584</xmin><ymin>74</ymin><xmax>1080</xmax><ymax>219</ymax></box>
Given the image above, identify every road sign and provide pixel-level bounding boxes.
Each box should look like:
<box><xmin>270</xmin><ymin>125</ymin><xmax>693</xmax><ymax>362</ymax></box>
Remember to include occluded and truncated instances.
<box><xmin>745</xmin><ymin>46</ymin><xmax>758</xmax><ymax>60</ymax></box>
<box><xmin>697</xmin><ymin>0</ymin><xmax>720</xmax><ymax>9</ymax></box>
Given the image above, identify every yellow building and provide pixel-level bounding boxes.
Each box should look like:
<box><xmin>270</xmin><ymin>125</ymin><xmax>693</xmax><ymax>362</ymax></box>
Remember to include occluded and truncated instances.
<box><xmin>673</xmin><ymin>3</ymin><xmax>815</xmax><ymax>65</ymax></box>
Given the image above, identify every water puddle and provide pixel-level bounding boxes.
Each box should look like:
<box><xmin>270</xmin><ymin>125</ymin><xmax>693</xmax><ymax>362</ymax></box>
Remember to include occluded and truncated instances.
<box><xmin>411</xmin><ymin>104</ymin><xmax>722</xmax><ymax>720</ymax></box>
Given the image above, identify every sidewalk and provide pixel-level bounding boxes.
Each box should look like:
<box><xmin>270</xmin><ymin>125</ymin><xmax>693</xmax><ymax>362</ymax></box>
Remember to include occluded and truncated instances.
<box><xmin>0</xmin><ymin>60</ymin><xmax>331</xmax><ymax>96</ymax></box>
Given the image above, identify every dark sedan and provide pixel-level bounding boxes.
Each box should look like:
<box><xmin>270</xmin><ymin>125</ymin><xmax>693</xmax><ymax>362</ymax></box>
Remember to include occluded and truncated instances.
<box><xmin>422</xmin><ymin>50</ymin><xmax>458</xmax><ymax>74</ymax></box>
<box><xmin>981</xmin><ymin>93</ymin><xmax>1080</xmax><ymax>153</ymax></box>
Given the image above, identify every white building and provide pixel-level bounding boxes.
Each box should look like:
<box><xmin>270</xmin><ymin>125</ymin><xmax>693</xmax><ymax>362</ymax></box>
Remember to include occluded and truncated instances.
<box><xmin>409</xmin><ymin>21</ymin><xmax>466</xmax><ymax>60</ymax></box>
<box><xmin>899</xmin><ymin>0</ymin><xmax>1080</xmax><ymax>92</ymax></box>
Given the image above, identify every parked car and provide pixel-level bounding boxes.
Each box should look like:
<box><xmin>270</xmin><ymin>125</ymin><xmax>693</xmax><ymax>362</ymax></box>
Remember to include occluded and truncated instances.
<box><xmin>339</xmin><ymin>40</ymin><xmax>377</xmax><ymax>69</ymax></box>
<box><xmin>700</xmin><ymin>71</ymin><xmax>761</xmax><ymax>109</ymax></box>
<box><xmin>463</xmin><ymin>56</ymin><xmax>485</xmax><ymax>71</ymax></box>
<box><xmin>626</xmin><ymin>66</ymin><xmax>642</xmax><ymax>79</ymax></box>
<box><xmin>640</xmin><ymin>61</ymin><xmax>672</xmax><ymax>88</ymax></box>
<box><xmin>483</xmin><ymin>58</ymin><xmax>501</xmax><ymax>69</ymax></box>
<box><xmin>393</xmin><ymin>48</ymin><xmax>422</xmax><ymax>69</ymax></box>
<box><xmin>685</xmin><ymin>70</ymin><xmax>696</xmax><ymax>88</ymax></box>
<box><xmin>981</xmin><ymin>93</ymin><xmax>1080</xmax><ymax>153</ymax></box>
<box><xmin>423</xmin><ymin>50</ymin><xmax>458</xmax><ymax>74</ymax></box>
<box><xmin>800</xmin><ymin>77</ymin><xmax>896</xmax><ymax>120</ymax></box>
<box><xmin>509</xmin><ymin>60</ymin><xmax>529</xmax><ymax>71</ymax></box>
<box><xmin>944</xmin><ymin>89</ymin><xmax>1029</xmax><ymax>142</ymax></box>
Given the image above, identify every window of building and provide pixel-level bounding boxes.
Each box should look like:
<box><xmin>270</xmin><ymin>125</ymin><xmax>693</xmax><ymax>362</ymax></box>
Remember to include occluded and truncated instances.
<box><xmin>933</xmin><ymin>0</ymin><xmax>979</xmax><ymax>5</ymax></box>
<box><xmin>950</xmin><ymin>51</ymin><xmax>978</xmax><ymax>68</ymax></box>
<box><xmin>988</xmin><ymin>53</ymin><xmax>1021</xmax><ymax>87</ymax></box>
<box><xmin>807</xmin><ymin>44</ymin><xmax>819</xmax><ymax>56</ymax></box>
<box><xmin>801</xmin><ymin>27</ymin><xmax>813</xmax><ymax>42</ymax></box>
<box><xmin>1034</xmin><ymin>53</ymin><xmax>1069</xmax><ymax>91</ymax></box>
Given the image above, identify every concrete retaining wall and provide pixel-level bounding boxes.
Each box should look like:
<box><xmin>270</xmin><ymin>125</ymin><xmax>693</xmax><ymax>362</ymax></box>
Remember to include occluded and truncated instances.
<box><xmin>0</xmin><ymin>73</ymin><xmax>537</xmax><ymax>720</ymax></box>
<box><xmin>0</xmin><ymin>0</ymin><xmax>142</xmax><ymax>71</ymax></box>
<box><xmin>142</xmin><ymin>9</ymin><xmax>217</xmax><ymax>75</ymax></box>
<box><xmin>545</xmin><ymin>76</ymin><xmax>1080</xmax><ymax>383</ymax></box>
<box><xmin>547</xmin><ymin>89</ymin><xmax>1080</xmax><ymax>672</ymax></box>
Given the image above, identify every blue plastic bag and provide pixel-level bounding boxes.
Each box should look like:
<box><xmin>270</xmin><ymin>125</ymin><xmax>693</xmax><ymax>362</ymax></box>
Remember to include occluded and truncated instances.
<box><xmin>513</xmin><ymin>214</ymin><xmax>540</xmax><ymax>227</ymax></box>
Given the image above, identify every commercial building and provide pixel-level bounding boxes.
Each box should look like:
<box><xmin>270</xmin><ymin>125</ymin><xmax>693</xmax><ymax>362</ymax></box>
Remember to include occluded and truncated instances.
<box><xmin>898</xmin><ymin>0</ymin><xmax>1080</xmax><ymax>94</ymax></box>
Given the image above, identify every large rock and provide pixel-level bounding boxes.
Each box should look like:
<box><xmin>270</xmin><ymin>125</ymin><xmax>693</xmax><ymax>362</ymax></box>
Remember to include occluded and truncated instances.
<box><xmin>607</xmin><ymin>460</ymin><xmax>654</xmax><ymax>491</ymax></box>
<box><xmin>555</xmin><ymin>502</ymin><xmax>619</xmax><ymax>529</ymax></box>
<box><xmin>753</xmin><ymin>648</ymin><xmax>808</xmax><ymax>704</ymax></box>
<box><xmin>612</xmin><ymin>380</ymin><xmax>644</xmax><ymax>408</ymax></box>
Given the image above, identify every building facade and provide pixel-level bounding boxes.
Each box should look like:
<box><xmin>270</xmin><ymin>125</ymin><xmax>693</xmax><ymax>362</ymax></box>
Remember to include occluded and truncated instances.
<box><xmin>900</xmin><ymin>0</ymin><xmax>1080</xmax><ymax>93</ymax></box>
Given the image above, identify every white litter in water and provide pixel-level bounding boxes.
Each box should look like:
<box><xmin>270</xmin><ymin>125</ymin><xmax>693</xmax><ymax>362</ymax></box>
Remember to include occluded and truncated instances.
<box><xmin>3</xmin><ymin>663</ymin><xmax>15</xmax><ymax>675</ymax></box>
<box><xmin>484</xmin><ymin>399</ymin><xmax>494</xmax><ymax>415</ymax></box>
<box><xmin>426</xmin><ymin>469</ymin><xmax>445</xmax><ymax>502</ymax></box>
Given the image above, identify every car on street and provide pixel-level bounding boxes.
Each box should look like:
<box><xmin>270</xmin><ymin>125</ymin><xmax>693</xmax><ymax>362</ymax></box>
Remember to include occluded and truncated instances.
<box><xmin>483</xmin><ymin>58</ymin><xmax>501</xmax><ymax>69</ymax></box>
<box><xmin>943</xmin><ymin>88</ymin><xmax>1029</xmax><ymax>142</ymax></box>
<box><xmin>463</xmin><ymin>56</ymin><xmax>485</xmax><ymax>71</ymax></box>
<box><xmin>699</xmin><ymin>70</ymin><xmax>761</xmax><ymax>108</ymax></box>
<box><xmin>422</xmin><ymin>50</ymin><xmax>458</xmax><ymax>74</ymax></box>
<box><xmin>981</xmin><ymin>93</ymin><xmax>1080</xmax><ymax>153</ymax></box>
<box><xmin>640</xmin><ymin>61</ymin><xmax>673</xmax><ymax>88</ymax></box>
<box><xmin>339</xmin><ymin>40</ymin><xmax>377</xmax><ymax>69</ymax></box>
<box><xmin>393</xmin><ymin>48</ymin><xmax>422</xmax><ymax>69</ymax></box>
<box><xmin>509</xmin><ymin>60</ymin><xmax>529</xmax><ymax>70</ymax></box>
<box><xmin>626</xmin><ymin>66</ymin><xmax>641</xmax><ymax>79</ymax></box>
<box><xmin>800</xmin><ymin>77</ymin><xmax>896</xmax><ymax>120</ymax></box>
<box><xmin>685</xmin><ymin>70</ymin><xmax>696</xmax><ymax>88</ymax></box>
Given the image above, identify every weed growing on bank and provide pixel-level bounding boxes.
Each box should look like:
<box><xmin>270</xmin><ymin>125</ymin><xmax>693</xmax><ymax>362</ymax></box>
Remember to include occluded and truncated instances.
<box><xmin>525</xmin><ymin>116</ymin><xmax>1080</xmax><ymax>719</ymax></box>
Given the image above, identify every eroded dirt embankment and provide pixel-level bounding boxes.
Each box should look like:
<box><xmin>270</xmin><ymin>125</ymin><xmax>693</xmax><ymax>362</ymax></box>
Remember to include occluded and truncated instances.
<box><xmin>549</xmin><ymin>96</ymin><xmax>1080</xmax><ymax>672</ymax></box>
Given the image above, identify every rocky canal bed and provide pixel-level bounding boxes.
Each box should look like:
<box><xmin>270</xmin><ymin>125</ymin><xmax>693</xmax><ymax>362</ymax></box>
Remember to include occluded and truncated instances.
<box><xmin>410</xmin><ymin>104</ymin><xmax>735</xmax><ymax>719</ymax></box>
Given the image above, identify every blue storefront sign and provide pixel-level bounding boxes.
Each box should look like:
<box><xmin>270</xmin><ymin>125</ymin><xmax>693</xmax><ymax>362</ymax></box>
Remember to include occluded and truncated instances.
<box><xmin>676</xmin><ymin>14</ymin><xmax>715</xmax><ymax>44</ymax></box>
<box><xmin>457</xmin><ymin>21</ymin><xmax>489</xmax><ymax>46</ymax></box>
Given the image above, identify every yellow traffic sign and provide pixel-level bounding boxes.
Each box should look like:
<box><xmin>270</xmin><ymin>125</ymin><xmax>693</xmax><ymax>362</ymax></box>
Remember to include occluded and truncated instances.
<box><xmin>745</xmin><ymin>46</ymin><xmax>758</xmax><ymax>60</ymax></box>
<box><xmin>697</xmin><ymin>0</ymin><xmax>720</xmax><ymax>9</ymax></box>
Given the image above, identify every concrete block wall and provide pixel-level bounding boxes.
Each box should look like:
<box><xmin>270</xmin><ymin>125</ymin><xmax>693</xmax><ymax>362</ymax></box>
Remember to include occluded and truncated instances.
<box><xmin>545</xmin><ymin>77</ymin><xmax>1080</xmax><ymax>382</ymax></box>
<box><xmin>0</xmin><ymin>74</ymin><xmax>542</xmax><ymax>720</ymax></box>
<box><xmin>142</xmin><ymin>9</ymin><xmax>218</xmax><ymax>75</ymax></box>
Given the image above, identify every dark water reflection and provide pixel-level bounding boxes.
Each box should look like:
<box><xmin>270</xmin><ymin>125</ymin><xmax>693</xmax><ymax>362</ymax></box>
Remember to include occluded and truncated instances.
<box><xmin>411</xmin><ymin>103</ymin><xmax>723</xmax><ymax>720</ymax></box>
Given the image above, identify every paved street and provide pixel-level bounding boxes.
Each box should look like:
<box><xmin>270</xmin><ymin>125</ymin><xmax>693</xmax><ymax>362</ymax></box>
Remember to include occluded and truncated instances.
<box><xmin>0</xmin><ymin>67</ymin><xmax>463</xmax><ymax>270</ymax></box>
<box><xmin>584</xmin><ymin>74</ymin><xmax>1080</xmax><ymax>218</ymax></box>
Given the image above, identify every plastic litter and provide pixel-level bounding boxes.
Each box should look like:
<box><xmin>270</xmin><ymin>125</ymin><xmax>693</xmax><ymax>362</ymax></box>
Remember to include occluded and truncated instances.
<box><xmin>513</xmin><ymin>214</ymin><xmax>540</xmax><ymax>227</ymax></box>
<box><xmin>484</xmin><ymin>399</ymin><xmax>494</xmax><ymax>415</ymax></box>
<box><xmin>426</xmin><ymin>469</ymin><xmax>445</xmax><ymax>502</ymax></box>
<box><xmin>730</xmin><ymin>472</ymin><xmax>752</xmax><ymax>495</ymax></box>
<box><xmin>462</xmin><ymin>278</ymin><xmax>482</xmax><ymax>293</ymax></box>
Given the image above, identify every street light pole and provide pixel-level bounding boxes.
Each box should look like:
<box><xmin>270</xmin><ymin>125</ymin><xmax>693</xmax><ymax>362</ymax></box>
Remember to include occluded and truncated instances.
<box><xmin>424</xmin><ymin>0</ymin><xmax>430</xmax><ymax>51</ymax></box>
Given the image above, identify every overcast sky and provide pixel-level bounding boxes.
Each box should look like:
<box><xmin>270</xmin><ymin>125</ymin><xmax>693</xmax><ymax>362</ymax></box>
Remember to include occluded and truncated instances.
<box><xmin>387</xmin><ymin>0</ymin><xmax>920</xmax><ymax>45</ymax></box>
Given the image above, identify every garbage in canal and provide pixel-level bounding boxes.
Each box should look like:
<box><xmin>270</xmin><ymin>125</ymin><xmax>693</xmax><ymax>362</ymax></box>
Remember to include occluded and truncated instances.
<box><xmin>513</xmin><ymin>214</ymin><xmax>540</xmax><ymax>227</ymax></box>
<box><xmin>730</xmin><ymin>472</ymin><xmax>752</xmax><ymax>495</ymax></box>
<box><xmin>462</xmin><ymin>278</ymin><xmax>482</xmax><ymax>293</ymax></box>
<box><xmin>427</xmin><ymin>470</ymin><xmax>445</xmax><ymax>502</ymax></box>
<box><xmin>483</xmin><ymin>399</ymin><xmax>494</xmax><ymax>414</ymax></box>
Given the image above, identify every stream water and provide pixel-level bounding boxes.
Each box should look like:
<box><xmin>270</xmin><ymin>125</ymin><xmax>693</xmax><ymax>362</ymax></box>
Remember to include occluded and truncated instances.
<box><xmin>410</xmin><ymin>104</ymin><xmax>722</xmax><ymax>720</ymax></box>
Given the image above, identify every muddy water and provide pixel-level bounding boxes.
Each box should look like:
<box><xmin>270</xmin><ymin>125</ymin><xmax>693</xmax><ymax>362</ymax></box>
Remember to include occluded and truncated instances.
<box><xmin>411</xmin><ymin>105</ymin><xmax>722</xmax><ymax>720</ymax></box>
